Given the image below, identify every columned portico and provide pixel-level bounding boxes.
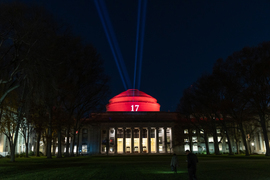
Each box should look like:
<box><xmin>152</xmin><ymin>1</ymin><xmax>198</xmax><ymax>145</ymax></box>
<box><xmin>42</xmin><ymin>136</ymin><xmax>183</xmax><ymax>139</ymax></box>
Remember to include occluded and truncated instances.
<box><xmin>101</xmin><ymin>126</ymin><xmax>172</xmax><ymax>154</ymax></box>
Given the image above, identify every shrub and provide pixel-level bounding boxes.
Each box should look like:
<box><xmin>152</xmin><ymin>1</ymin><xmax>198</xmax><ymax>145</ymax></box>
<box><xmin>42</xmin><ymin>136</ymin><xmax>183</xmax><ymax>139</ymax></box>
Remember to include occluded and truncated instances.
<box><xmin>19</xmin><ymin>152</ymin><xmax>26</xmax><ymax>157</ymax></box>
<box><xmin>29</xmin><ymin>151</ymin><xmax>35</xmax><ymax>156</ymax></box>
<box><xmin>201</xmin><ymin>151</ymin><xmax>206</xmax><ymax>155</ymax></box>
<box><xmin>6</xmin><ymin>155</ymin><xmax>10</xmax><ymax>158</ymax></box>
<box><xmin>39</xmin><ymin>151</ymin><xmax>44</xmax><ymax>156</ymax></box>
<box><xmin>239</xmin><ymin>150</ymin><xmax>246</xmax><ymax>154</ymax></box>
<box><xmin>0</xmin><ymin>154</ymin><xmax>3</xmax><ymax>158</ymax></box>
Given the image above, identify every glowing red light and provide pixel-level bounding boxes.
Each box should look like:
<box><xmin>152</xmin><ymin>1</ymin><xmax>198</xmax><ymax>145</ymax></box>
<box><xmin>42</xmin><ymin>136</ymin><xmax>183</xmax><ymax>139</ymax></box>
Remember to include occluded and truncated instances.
<box><xmin>106</xmin><ymin>89</ymin><xmax>160</xmax><ymax>112</ymax></box>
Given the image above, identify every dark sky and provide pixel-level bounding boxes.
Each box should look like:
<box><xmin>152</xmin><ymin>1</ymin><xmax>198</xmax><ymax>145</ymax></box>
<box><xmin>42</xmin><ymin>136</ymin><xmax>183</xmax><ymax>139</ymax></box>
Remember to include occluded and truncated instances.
<box><xmin>7</xmin><ymin>0</ymin><xmax>270</xmax><ymax>112</ymax></box>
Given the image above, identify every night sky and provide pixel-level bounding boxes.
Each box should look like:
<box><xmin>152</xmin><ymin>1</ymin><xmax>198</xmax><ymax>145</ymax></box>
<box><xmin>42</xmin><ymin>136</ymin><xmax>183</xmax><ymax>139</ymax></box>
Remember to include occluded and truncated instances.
<box><xmin>6</xmin><ymin>0</ymin><xmax>270</xmax><ymax>112</ymax></box>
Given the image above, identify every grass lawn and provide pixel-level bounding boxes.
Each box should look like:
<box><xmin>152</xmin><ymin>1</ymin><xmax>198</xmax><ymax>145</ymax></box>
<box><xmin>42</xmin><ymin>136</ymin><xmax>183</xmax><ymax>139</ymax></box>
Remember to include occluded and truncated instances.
<box><xmin>1</xmin><ymin>154</ymin><xmax>270</xmax><ymax>180</ymax></box>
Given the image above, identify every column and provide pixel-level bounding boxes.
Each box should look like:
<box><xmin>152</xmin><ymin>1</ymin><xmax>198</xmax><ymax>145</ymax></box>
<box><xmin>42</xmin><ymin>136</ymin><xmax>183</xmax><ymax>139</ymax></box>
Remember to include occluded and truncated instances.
<box><xmin>114</xmin><ymin>127</ymin><xmax>117</xmax><ymax>154</ymax></box>
<box><xmin>140</xmin><ymin>127</ymin><xmax>143</xmax><ymax>153</ymax></box>
<box><xmin>123</xmin><ymin>127</ymin><xmax>126</xmax><ymax>153</ymax></box>
<box><xmin>148</xmin><ymin>127</ymin><xmax>151</xmax><ymax>153</ymax></box>
<box><xmin>164</xmin><ymin>127</ymin><xmax>167</xmax><ymax>153</ymax></box>
<box><xmin>106</xmin><ymin>127</ymin><xmax>110</xmax><ymax>154</ymax></box>
<box><xmin>88</xmin><ymin>128</ymin><xmax>91</xmax><ymax>154</ymax></box>
<box><xmin>171</xmin><ymin>127</ymin><xmax>174</xmax><ymax>153</ymax></box>
<box><xmin>156</xmin><ymin>127</ymin><xmax>159</xmax><ymax>153</ymax></box>
<box><xmin>100</xmin><ymin>129</ymin><xmax>102</xmax><ymax>154</ymax></box>
<box><xmin>131</xmin><ymin>127</ymin><xmax>134</xmax><ymax>153</ymax></box>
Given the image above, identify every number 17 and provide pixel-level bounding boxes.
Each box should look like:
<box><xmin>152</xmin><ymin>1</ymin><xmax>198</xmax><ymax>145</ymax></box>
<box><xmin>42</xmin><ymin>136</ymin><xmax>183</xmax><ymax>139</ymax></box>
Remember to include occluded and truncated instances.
<box><xmin>131</xmin><ymin>105</ymin><xmax>139</xmax><ymax>111</ymax></box>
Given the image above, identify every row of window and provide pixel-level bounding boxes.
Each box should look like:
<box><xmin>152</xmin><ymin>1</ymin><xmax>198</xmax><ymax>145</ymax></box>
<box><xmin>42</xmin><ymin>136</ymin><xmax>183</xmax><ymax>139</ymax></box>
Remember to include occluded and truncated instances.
<box><xmin>184</xmin><ymin>136</ymin><xmax>224</xmax><ymax>143</ymax></box>
<box><xmin>184</xmin><ymin>129</ymin><xmax>221</xmax><ymax>134</ymax></box>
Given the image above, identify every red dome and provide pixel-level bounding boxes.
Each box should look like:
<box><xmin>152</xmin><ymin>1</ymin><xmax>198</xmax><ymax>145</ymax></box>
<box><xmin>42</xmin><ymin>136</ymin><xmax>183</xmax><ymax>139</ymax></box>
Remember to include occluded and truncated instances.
<box><xmin>106</xmin><ymin>89</ymin><xmax>160</xmax><ymax>112</ymax></box>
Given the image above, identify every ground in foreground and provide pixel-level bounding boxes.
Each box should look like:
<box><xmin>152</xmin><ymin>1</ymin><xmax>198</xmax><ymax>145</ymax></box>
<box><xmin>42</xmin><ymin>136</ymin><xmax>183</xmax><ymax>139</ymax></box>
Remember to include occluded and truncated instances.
<box><xmin>1</xmin><ymin>154</ymin><xmax>270</xmax><ymax>180</ymax></box>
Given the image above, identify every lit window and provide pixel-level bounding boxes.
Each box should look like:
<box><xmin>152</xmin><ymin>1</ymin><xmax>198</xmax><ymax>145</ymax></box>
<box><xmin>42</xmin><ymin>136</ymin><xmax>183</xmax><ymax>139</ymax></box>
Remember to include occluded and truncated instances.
<box><xmin>219</xmin><ymin>144</ymin><xmax>222</xmax><ymax>151</ymax></box>
<box><xmin>184</xmin><ymin>129</ymin><xmax>188</xmax><ymax>134</ymax></box>
<box><xmin>209</xmin><ymin>137</ymin><xmax>213</xmax><ymax>142</ymax></box>
<box><xmin>193</xmin><ymin>145</ymin><xmax>198</xmax><ymax>151</ymax></box>
<box><xmin>192</xmin><ymin>130</ymin><xmax>196</xmax><ymax>134</ymax></box>
<box><xmin>218</xmin><ymin>136</ymin><xmax>221</xmax><ymax>142</ymax></box>
<box><xmin>200</xmin><ymin>130</ymin><xmax>204</xmax><ymax>134</ymax></box>
<box><xmin>184</xmin><ymin>138</ymin><xmax>189</xmax><ymax>142</ymax></box>
<box><xmin>217</xmin><ymin>129</ymin><xmax>220</xmax><ymax>133</ymax></box>
<box><xmin>82</xmin><ymin>145</ymin><xmax>87</xmax><ymax>153</ymax></box>
<box><xmin>184</xmin><ymin>144</ymin><xmax>190</xmax><ymax>151</ymax></box>
<box><xmin>192</xmin><ymin>137</ymin><xmax>197</xmax><ymax>142</ymax></box>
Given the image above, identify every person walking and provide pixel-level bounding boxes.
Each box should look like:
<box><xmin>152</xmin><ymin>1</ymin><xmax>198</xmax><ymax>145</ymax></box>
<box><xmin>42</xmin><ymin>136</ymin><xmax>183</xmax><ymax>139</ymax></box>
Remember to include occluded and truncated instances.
<box><xmin>185</xmin><ymin>150</ymin><xmax>198</xmax><ymax>180</ymax></box>
<box><xmin>170</xmin><ymin>153</ymin><xmax>178</xmax><ymax>173</ymax></box>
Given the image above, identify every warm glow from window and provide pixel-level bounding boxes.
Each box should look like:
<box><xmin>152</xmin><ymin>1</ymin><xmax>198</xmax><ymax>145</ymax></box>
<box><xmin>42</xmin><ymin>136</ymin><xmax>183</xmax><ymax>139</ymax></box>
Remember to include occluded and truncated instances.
<box><xmin>117</xmin><ymin>138</ymin><xmax>123</xmax><ymax>153</ymax></box>
<box><xmin>151</xmin><ymin>138</ymin><xmax>156</xmax><ymax>152</ymax></box>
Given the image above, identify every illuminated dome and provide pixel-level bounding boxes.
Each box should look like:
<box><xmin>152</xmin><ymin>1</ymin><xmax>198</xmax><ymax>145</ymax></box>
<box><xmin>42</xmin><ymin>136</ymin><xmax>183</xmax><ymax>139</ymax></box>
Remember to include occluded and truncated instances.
<box><xmin>106</xmin><ymin>89</ymin><xmax>160</xmax><ymax>112</ymax></box>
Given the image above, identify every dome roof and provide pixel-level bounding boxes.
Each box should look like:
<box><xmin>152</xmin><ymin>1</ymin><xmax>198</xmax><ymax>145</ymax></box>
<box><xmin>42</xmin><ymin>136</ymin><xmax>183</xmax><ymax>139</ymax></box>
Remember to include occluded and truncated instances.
<box><xmin>106</xmin><ymin>89</ymin><xmax>160</xmax><ymax>112</ymax></box>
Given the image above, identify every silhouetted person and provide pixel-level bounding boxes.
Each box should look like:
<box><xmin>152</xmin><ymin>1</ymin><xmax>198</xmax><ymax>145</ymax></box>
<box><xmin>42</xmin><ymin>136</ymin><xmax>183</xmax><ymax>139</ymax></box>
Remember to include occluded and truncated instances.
<box><xmin>186</xmin><ymin>150</ymin><xmax>198</xmax><ymax>180</ymax></box>
<box><xmin>170</xmin><ymin>153</ymin><xmax>178</xmax><ymax>173</ymax></box>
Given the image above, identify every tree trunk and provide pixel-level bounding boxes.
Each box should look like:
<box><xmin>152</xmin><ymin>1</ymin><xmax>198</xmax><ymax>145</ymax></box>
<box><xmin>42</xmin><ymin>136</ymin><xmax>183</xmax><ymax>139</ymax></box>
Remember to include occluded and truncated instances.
<box><xmin>211</xmin><ymin>118</ymin><xmax>221</xmax><ymax>155</ymax></box>
<box><xmin>25</xmin><ymin>142</ymin><xmax>29</xmax><ymax>157</ymax></box>
<box><xmin>76</xmin><ymin>129</ymin><xmax>80</xmax><ymax>156</ymax></box>
<box><xmin>235</xmin><ymin>140</ymin><xmax>239</xmax><ymax>154</ymax></box>
<box><xmin>259</xmin><ymin>115</ymin><xmax>270</xmax><ymax>156</ymax></box>
<box><xmin>10</xmin><ymin>81</ymin><xmax>26</xmax><ymax>162</ymax></box>
<box><xmin>10</xmin><ymin>143</ymin><xmax>15</xmax><ymax>162</ymax></box>
<box><xmin>225</xmin><ymin>131</ymin><xmax>234</xmax><ymax>155</ymax></box>
<box><xmin>65</xmin><ymin>127</ymin><xmax>70</xmax><ymax>157</ymax></box>
<box><xmin>11</xmin><ymin>108</ymin><xmax>23</xmax><ymax>162</ymax></box>
<box><xmin>57</xmin><ymin>127</ymin><xmax>62</xmax><ymax>158</ymax></box>
<box><xmin>203</xmin><ymin>132</ymin><xmax>210</xmax><ymax>155</ymax></box>
<box><xmin>47</xmin><ymin>110</ymin><xmax>52</xmax><ymax>159</ymax></box>
<box><xmin>188</xmin><ymin>129</ymin><xmax>193</xmax><ymax>152</ymax></box>
<box><xmin>239</xmin><ymin>123</ymin><xmax>249</xmax><ymax>156</ymax></box>
<box><xmin>52</xmin><ymin>138</ymin><xmax>56</xmax><ymax>156</ymax></box>
<box><xmin>213</xmin><ymin>130</ymin><xmax>220</xmax><ymax>155</ymax></box>
<box><xmin>25</xmin><ymin>125</ymin><xmax>30</xmax><ymax>157</ymax></box>
<box><xmin>36</xmin><ymin>131</ymin><xmax>41</xmax><ymax>157</ymax></box>
<box><xmin>70</xmin><ymin>128</ymin><xmax>76</xmax><ymax>157</ymax></box>
<box><xmin>44</xmin><ymin>140</ymin><xmax>47</xmax><ymax>156</ymax></box>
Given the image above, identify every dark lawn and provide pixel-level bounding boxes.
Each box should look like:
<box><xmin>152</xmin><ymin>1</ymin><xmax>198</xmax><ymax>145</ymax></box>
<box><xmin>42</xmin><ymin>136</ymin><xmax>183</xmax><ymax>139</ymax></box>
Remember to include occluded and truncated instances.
<box><xmin>1</xmin><ymin>154</ymin><xmax>270</xmax><ymax>180</ymax></box>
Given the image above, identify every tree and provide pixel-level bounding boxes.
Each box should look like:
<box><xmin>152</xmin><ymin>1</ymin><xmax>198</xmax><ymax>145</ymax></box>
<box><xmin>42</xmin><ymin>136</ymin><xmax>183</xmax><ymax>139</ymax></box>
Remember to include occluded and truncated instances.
<box><xmin>0</xmin><ymin>2</ymin><xmax>68</xmax><ymax>161</ymax></box>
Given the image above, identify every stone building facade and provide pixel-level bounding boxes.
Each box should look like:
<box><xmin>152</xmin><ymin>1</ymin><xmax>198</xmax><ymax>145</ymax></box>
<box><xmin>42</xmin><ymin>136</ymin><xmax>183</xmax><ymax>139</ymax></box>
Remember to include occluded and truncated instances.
<box><xmin>0</xmin><ymin>89</ymin><xmax>268</xmax><ymax>156</ymax></box>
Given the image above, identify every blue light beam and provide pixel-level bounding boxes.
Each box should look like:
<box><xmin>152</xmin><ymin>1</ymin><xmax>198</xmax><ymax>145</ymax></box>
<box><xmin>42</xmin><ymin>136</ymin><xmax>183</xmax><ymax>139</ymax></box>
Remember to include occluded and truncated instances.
<box><xmin>133</xmin><ymin>0</ymin><xmax>142</xmax><ymax>90</ymax></box>
<box><xmin>137</xmin><ymin>0</ymin><xmax>147</xmax><ymax>90</ymax></box>
<box><xmin>99</xmin><ymin>0</ymin><xmax>132</xmax><ymax>89</ymax></box>
<box><xmin>94</xmin><ymin>0</ymin><xmax>128</xmax><ymax>89</ymax></box>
